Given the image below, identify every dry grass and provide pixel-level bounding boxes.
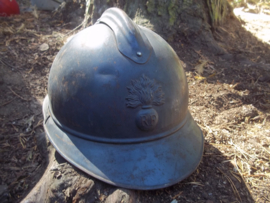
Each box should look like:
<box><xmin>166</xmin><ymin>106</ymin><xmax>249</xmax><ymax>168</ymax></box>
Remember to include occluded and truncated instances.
<box><xmin>188</xmin><ymin>51</ymin><xmax>270</xmax><ymax>201</ymax></box>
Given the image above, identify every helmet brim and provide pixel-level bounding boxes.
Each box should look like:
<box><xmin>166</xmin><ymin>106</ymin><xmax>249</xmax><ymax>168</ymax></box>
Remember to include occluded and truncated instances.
<box><xmin>43</xmin><ymin>95</ymin><xmax>204</xmax><ymax>190</ymax></box>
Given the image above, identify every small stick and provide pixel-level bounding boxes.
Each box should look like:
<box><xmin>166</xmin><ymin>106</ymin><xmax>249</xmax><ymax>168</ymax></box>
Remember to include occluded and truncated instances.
<box><xmin>62</xmin><ymin>0</ymin><xmax>92</xmax><ymax>37</ymax></box>
<box><xmin>30</xmin><ymin>119</ymin><xmax>43</xmax><ymax>134</ymax></box>
<box><xmin>230</xmin><ymin>170</ymin><xmax>242</xmax><ymax>183</ymax></box>
<box><xmin>184</xmin><ymin>182</ymin><xmax>204</xmax><ymax>187</ymax></box>
<box><xmin>8</xmin><ymin>87</ymin><xmax>29</xmax><ymax>101</ymax></box>
<box><xmin>19</xmin><ymin>136</ymin><xmax>26</xmax><ymax>149</ymax></box>
<box><xmin>208</xmin><ymin>143</ymin><xmax>231</xmax><ymax>147</ymax></box>
<box><xmin>33</xmin><ymin>119</ymin><xmax>43</xmax><ymax>129</ymax></box>
<box><xmin>229</xmin><ymin>139</ymin><xmax>256</xmax><ymax>160</ymax></box>
<box><xmin>262</xmin><ymin>195</ymin><xmax>270</xmax><ymax>202</ymax></box>
<box><xmin>243</xmin><ymin>174</ymin><xmax>270</xmax><ymax>177</ymax></box>
<box><xmin>0</xmin><ymin>57</ymin><xmax>17</xmax><ymax>70</ymax></box>
<box><xmin>172</xmin><ymin>191</ymin><xmax>183</xmax><ymax>199</ymax></box>
<box><xmin>233</xmin><ymin>155</ymin><xmax>255</xmax><ymax>200</ymax></box>
<box><xmin>0</xmin><ymin>98</ymin><xmax>15</xmax><ymax>107</ymax></box>
<box><xmin>217</xmin><ymin>167</ymin><xmax>242</xmax><ymax>202</ymax></box>
<box><xmin>258</xmin><ymin>144</ymin><xmax>270</xmax><ymax>155</ymax></box>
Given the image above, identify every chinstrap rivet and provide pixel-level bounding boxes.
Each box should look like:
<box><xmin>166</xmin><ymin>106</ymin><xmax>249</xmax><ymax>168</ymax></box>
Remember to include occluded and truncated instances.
<box><xmin>137</xmin><ymin>52</ymin><xmax>142</xmax><ymax>57</ymax></box>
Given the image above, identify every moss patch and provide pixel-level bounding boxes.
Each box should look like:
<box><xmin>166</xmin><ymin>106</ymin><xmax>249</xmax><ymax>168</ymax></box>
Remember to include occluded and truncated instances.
<box><xmin>146</xmin><ymin>0</ymin><xmax>156</xmax><ymax>13</ymax></box>
<box><xmin>157</xmin><ymin>0</ymin><xmax>167</xmax><ymax>16</ymax></box>
<box><xmin>182</xmin><ymin>0</ymin><xmax>193</xmax><ymax>9</ymax></box>
<box><xmin>168</xmin><ymin>0</ymin><xmax>178</xmax><ymax>26</ymax></box>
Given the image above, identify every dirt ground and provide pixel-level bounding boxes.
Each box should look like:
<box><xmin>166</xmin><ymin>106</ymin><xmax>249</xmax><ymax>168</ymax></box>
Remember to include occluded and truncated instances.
<box><xmin>0</xmin><ymin>4</ymin><xmax>270</xmax><ymax>203</ymax></box>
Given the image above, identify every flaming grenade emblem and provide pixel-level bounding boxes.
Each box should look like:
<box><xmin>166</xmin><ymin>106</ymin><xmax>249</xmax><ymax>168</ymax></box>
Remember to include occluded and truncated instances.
<box><xmin>126</xmin><ymin>74</ymin><xmax>165</xmax><ymax>131</ymax></box>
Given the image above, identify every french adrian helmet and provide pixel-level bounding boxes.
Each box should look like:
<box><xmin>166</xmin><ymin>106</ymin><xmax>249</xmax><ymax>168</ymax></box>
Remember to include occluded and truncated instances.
<box><xmin>43</xmin><ymin>8</ymin><xmax>204</xmax><ymax>190</ymax></box>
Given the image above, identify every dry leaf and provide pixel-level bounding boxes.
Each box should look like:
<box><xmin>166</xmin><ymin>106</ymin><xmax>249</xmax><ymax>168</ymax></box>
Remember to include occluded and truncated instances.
<box><xmin>208</xmin><ymin>73</ymin><xmax>216</xmax><ymax>78</ymax></box>
<box><xmin>195</xmin><ymin>60</ymin><xmax>208</xmax><ymax>75</ymax></box>
<box><xmin>179</xmin><ymin>60</ymin><xmax>186</xmax><ymax>68</ymax></box>
<box><xmin>194</xmin><ymin>75</ymin><xmax>206</xmax><ymax>80</ymax></box>
<box><xmin>237</xmin><ymin>159</ymin><xmax>244</xmax><ymax>172</ymax></box>
<box><xmin>32</xmin><ymin>6</ymin><xmax>39</xmax><ymax>19</ymax></box>
<box><xmin>17</xmin><ymin>23</ymin><xmax>25</xmax><ymax>33</ymax></box>
<box><xmin>6</xmin><ymin>37</ymin><xmax>27</xmax><ymax>46</ymax></box>
<box><xmin>39</xmin><ymin>43</ymin><xmax>49</xmax><ymax>51</ymax></box>
<box><xmin>3</xmin><ymin>27</ymin><xmax>14</xmax><ymax>35</ymax></box>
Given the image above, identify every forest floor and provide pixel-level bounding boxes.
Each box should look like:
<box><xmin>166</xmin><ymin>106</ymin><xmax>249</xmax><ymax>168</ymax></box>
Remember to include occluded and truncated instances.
<box><xmin>0</xmin><ymin>5</ymin><xmax>270</xmax><ymax>203</ymax></box>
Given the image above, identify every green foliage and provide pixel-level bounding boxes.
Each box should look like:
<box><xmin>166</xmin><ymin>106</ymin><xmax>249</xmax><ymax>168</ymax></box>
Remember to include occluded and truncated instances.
<box><xmin>207</xmin><ymin>0</ymin><xmax>229</xmax><ymax>27</ymax></box>
<box><xmin>145</xmin><ymin>0</ymin><xmax>178</xmax><ymax>26</ymax></box>
<box><xmin>168</xmin><ymin>0</ymin><xmax>178</xmax><ymax>26</ymax></box>
<box><xmin>157</xmin><ymin>0</ymin><xmax>167</xmax><ymax>16</ymax></box>
<box><xmin>146</xmin><ymin>0</ymin><xmax>156</xmax><ymax>13</ymax></box>
<box><xmin>182</xmin><ymin>0</ymin><xmax>194</xmax><ymax>9</ymax></box>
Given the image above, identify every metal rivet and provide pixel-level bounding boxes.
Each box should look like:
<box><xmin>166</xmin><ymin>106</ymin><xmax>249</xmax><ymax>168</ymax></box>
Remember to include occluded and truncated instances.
<box><xmin>137</xmin><ymin>52</ymin><xmax>142</xmax><ymax>57</ymax></box>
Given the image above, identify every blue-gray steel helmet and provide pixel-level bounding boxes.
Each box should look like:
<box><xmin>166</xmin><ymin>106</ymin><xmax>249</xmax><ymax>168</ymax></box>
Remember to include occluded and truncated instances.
<box><xmin>43</xmin><ymin>7</ymin><xmax>204</xmax><ymax>190</ymax></box>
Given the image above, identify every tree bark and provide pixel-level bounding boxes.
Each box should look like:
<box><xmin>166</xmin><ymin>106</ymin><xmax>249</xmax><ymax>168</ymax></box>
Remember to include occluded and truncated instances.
<box><xmin>59</xmin><ymin>0</ymin><xmax>234</xmax><ymax>54</ymax></box>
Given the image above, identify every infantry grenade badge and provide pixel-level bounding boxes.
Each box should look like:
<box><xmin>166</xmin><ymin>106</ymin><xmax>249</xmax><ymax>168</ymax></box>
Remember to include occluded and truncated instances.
<box><xmin>126</xmin><ymin>74</ymin><xmax>165</xmax><ymax>131</ymax></box>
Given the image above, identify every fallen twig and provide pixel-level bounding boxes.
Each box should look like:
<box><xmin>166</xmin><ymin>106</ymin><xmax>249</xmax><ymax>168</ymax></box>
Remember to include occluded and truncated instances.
<box><xmin>184</xmin><ymin>182</ymin><xmax>204</xmax><ymax>187</ymax></box>
<box><xmin>229</xmin><ymin>139</ymin><xmax>257</xmax><ymax>160</ymax></box>
<box><xmin>233</xmin><ymin>156</ymin><xmax>255</xmax><ymax>201</ymax></box>
<box><xmin>62</xmin><ymin>0</ymin><xmax>92</xmax><ymax>37</ymax></box>
<box><xmin>258</xmin><ymin>143</ymin><xmax>270</xmax><ymax>155</ymax></box>
<box><xmin>243</xmin><ymin>173</ymin><xmax>270</xmax><ymax>177</ymax></box>
<box><xmin>230</xmin><ymin>170</ymin><xmax>242</xmax><ymax>183</ymax></box>
<box><xmin>262</xmin><ymin>195</ymin><xmax>270</xmax><ymax>202</ymax></box>
<box><xmin>0</xmin><ymin>57</ymin><xmax>17</xmax><ymax>70</ymax></box>
<box><xmin>172</xmin><ymin>191</ymin><xmax>183</xmax><ymax>199</ymax></box>
<box><xmin>8</xmin><ymin>87</ymin><xmax>29</xmax><ymax>101</ymax></box>
<box><xmin>5</xmin><ymin>37</ymin><xmax>27</xmax><ymax>46</ymax></box>
<box><xmin>0</xmin><ymin>98</ymin><xmax>15</xmax><ymax>107</ymax></box>
<box><xmin>19</xmin><ymin>136</ymin><xmax>26</xmax><ymax>149</ymax></box>
<box><xmin>30</xmin><ymin>119</ymin><xmax>43</xmax><ymax>134</ymax></box>
<box><xmin>33</xmin><ymin>119</ymin><xmax>43</xmax><ymax>129</ymax></box>
<box><xmin>217</xmin><ymin>167</ymin><xmax>242</xmax><ymax>202</ymax></box>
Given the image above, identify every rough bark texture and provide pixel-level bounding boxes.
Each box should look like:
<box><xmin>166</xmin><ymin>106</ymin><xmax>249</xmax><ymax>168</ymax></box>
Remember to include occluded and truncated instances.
<box><xmin>92</xmin><ymin>0</ymin><xmax>223</xmax><ymax>52</ymax></box>
<box><xmin>59</xmin><ymin>0</ymin><xmax>233</xmax><ymax>54</ymax></box>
